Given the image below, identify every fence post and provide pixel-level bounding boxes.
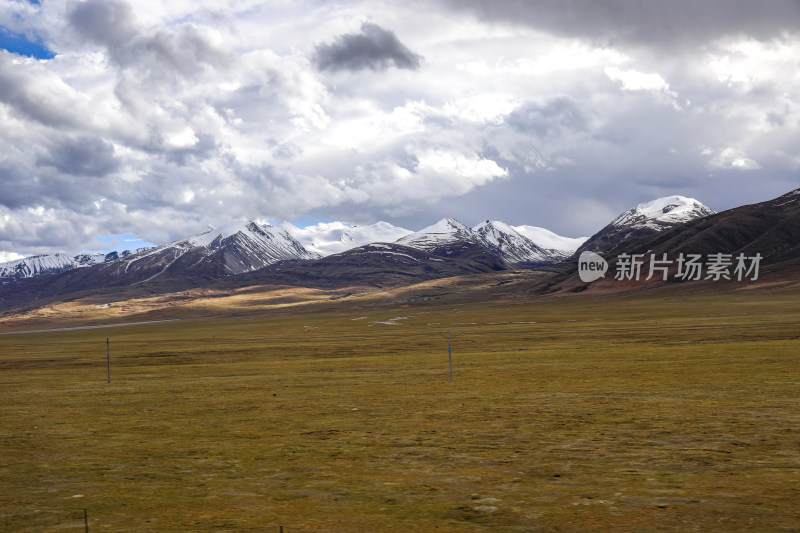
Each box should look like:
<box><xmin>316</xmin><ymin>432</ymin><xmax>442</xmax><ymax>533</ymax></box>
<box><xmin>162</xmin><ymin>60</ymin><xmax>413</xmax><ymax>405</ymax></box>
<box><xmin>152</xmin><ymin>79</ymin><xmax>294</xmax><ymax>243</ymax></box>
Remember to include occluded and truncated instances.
<box><xmin>448</xmin><ymin>330</ymin><xmax>453</xmax><ymax>383</ymax></box>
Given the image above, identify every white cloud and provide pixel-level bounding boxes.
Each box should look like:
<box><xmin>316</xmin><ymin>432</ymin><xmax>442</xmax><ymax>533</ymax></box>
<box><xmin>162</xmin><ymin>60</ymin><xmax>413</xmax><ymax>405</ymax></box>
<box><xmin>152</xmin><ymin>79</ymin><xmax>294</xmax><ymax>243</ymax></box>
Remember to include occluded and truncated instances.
<box><xmin>604</xmin><ymin>66</ymin><xmax>671</xmax><ymax>92</ymax></box>
<box><xmin>459</xmin><ymin>42</ymin><xmax>627</xmax><ymax>77</ymax></box>
<box><xmin>416</xmin><ymin>148</ymin><xmax>507</xmax><ymax>183</ymax></box>
<box><xmin>357</xmin><ymin>147</ymin><xmax>508</xmax><ymax>207</ymax></box>
<box><xmin>706</xmin><ymin>147</ymin><xmax>762</xmax><ymax>171</ymax></box>
<box><xmin>708</xmin><ymin>36</ymin><xmax>800</xmax><ymax>88</ymax></box>
<box><xmin>0</xmin><ymin>251</ymin><xmax>25</xmax><ymax>263</ymax></box>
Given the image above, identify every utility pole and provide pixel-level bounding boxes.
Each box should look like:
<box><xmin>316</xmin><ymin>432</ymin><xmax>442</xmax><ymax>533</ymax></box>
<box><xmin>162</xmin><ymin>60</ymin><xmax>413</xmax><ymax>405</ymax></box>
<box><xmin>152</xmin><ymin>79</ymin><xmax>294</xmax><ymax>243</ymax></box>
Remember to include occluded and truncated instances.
<box><xmin>106</xmin><ymin>338</ymin><xmax>111</xmax><ymax>384</ymax></box>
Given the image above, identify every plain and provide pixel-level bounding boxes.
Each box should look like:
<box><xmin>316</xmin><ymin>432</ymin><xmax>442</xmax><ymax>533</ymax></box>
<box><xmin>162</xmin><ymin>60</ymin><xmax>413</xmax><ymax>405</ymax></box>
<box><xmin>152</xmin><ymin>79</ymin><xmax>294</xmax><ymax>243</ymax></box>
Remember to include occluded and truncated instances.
<box><xmin>1</xmin><ymin>282</ymin><xmax>799</xmax><ymax>531</ymax></box>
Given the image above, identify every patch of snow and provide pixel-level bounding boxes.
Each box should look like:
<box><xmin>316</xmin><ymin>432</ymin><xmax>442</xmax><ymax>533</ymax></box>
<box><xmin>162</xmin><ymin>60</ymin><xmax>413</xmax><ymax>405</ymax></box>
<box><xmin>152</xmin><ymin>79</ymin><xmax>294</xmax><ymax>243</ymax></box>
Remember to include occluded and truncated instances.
<box><xmin>513</xmin><ymin>225</ymin><xmax>588</xmax><ymax>254</ymax></box>
<box><xmin>370</xmin><ymin>316</ymin><xmax>410</xmax><ymax>325</ymax></box>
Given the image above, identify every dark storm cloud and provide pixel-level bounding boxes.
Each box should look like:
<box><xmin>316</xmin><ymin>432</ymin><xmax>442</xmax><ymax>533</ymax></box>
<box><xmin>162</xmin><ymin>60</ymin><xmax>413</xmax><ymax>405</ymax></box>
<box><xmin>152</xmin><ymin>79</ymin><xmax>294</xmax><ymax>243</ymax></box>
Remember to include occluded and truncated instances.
<box><xmin>38</xmin><ymin>136</ymin><xmax>120</xmax><ymax>177</ymax></box>
<box><xmin>314</xmin><ymin>22</ymin><xmax>423</xmax><ymax>72</ymax></box>
<box><xmin>506</xmin><ymin>97</ymin><xmax>587</xmax><ymax>137</ymax></box>
<box><xmin>442</xmin><ymin>0</ymin><xmax>800</xmax><ymax>48</ymax></box>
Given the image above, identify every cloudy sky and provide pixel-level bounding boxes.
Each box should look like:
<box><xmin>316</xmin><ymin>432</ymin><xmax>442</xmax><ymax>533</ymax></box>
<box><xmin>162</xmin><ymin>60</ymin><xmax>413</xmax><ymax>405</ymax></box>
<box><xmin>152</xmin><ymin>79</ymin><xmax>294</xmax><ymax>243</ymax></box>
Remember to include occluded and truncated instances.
<box><xmin>1</xmin><ymin>0</ymin><xmax>799</xmax><ymax>259</ymax></box>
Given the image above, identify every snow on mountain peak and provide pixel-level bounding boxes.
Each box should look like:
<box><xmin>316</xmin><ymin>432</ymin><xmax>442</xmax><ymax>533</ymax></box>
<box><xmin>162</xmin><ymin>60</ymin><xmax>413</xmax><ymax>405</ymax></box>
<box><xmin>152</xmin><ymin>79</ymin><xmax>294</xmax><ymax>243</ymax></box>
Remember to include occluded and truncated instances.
<box><xmin>396</xmin><ymin>218</ymin><xmax>475</xmax><ymax>250</ymax></box>
<box><xmin>278</xmin><ymin>220</ymin><xmax>412</xmax><ymax>256</ymax></box>
<box><xmin>611</xmin><ymin>195</ymin><xmax>715</xmax><ymax>228</ymax></box>
<box><xmin>0</xmin><ymin>253</ymin><xmax>77</xmax><ymax>280</ymax></box>
<box><xmin>186</xmin><ymin>220</ymin><xmax>256</xmax><ymax>248</ymax></box>
<box><xmin>472</xmin><ymin>220</ymin><xmax>568</xmax><ymax>265</ymax></box>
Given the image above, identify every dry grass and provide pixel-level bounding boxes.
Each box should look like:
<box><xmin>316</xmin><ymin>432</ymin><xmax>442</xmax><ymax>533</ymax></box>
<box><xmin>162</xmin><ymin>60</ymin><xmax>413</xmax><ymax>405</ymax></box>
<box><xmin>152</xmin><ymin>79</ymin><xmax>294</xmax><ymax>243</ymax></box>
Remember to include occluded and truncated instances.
<box><xmin>1</xmin><ymin>284</ymin><xmax>799</xmax><ymax>531</ymax></box>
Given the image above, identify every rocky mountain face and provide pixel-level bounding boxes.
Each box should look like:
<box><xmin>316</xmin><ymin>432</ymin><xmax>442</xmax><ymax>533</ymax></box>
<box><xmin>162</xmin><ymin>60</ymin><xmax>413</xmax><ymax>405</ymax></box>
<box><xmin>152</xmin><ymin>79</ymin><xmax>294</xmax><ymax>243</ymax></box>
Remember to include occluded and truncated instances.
<box><xmin>472</xmin><ymin>220</ymin><xmax>562</xmax><ymax>267</ymax></box>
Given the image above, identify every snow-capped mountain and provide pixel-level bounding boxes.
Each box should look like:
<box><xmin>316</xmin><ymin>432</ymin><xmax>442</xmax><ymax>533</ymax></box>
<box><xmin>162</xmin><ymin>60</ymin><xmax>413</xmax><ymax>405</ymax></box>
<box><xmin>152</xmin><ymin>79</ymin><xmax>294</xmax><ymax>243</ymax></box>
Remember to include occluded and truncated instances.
<box><xmin>278</xmin><ymin>221</ymin><xmax>412</xmax><ymax>256</ymax></box>
<box><xmin>396</xmin><ymin>218</ymin><xmax>480</xmax><ymax>252</ymax></box>
<box><xmin>0</xmin><ymin>250</ymin><xmax>144</xmax><ymax>281</ymax></box>
<box><xmin>576</xmin><ymin>195</ymin><xmax>716</xmax><ymax>255</ymax></box>
<box><xmin>118</xmin><ymin>220</ymin><xmax>320</xmax><ymax>279</ymax></box>
<box><xmin>395</xmin><ymin>218</ymin><xmax>571</xmax><ymax>267</ymax></box>
<box><xmin>73</xmin><ymin>253</ymin><xmax>107</xmax><ymax>267</ymax></box>
<box><xmin>0</xmin><ymin>221</ymin><xmax>318</xmax><ymax>289</ymax></box>
<box><xmin>473</xmin><ymin>221</ymin><xmax>565</xmax><ymax>266</ymax></box>
<box><xmin>610</xmin><ymin>195</ymin><xmax>716</xmax><ymax>229</ymax></box>
<box><xmin>513</xmin><ymin>225</ymin><xmax>588</xmax><ymax>257</ymax></box>
<box><xmin>0</xmin><ymin>253</ymin><xmax>78</xmax><ymax>281</ymax></box>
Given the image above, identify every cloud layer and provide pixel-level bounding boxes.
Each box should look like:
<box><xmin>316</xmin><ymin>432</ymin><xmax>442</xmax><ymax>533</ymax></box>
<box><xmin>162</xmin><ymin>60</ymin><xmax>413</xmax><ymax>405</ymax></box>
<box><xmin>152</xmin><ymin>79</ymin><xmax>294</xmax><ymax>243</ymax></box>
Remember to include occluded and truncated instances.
<box><xmin>0</xmin><ymin>0</ymin><xmax>798</xmax><ymax>255</ymax></box>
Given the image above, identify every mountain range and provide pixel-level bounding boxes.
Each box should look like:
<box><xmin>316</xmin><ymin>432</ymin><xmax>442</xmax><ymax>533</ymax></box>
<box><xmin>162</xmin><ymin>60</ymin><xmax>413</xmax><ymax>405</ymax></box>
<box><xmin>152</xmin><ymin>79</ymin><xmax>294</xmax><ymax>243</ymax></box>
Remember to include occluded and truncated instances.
<box><xmin>3</xmin><ymin>190</ymin><xmax>797</xmax><ymax>313</ymax></box>
<box><xmin>0</xmin><ymin>216</ymin><xmax>585</xmax><ymax>285</ymax></box>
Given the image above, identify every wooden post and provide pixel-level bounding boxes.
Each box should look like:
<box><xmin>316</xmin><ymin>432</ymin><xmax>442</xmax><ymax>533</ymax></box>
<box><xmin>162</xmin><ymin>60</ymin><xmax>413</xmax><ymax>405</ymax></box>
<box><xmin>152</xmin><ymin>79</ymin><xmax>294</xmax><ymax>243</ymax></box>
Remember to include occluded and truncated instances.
<box><xmin>84</xmin><ymin>508</ymin><xmax>89</xmax><ymax>533</ymax></box>
<box><xmin>448</xmin><ymin>330</ymin><xmax>453</xmax><ymax>383</ymax></box>
<box><xmin>106</xmin><ymin>338</ymin><xmax>110</xmax><ymax>384</ymax></box>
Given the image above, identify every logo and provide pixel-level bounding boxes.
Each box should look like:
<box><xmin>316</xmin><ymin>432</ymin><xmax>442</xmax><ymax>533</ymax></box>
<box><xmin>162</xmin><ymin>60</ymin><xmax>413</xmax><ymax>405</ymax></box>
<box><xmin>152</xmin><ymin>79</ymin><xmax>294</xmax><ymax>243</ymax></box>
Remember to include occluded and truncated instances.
<box><xmin>578</xmin><ymin>251</ymin><xmax>608</xmax><ymax>283</ymax></box>
<box><xmin>577</xmin><ymin>251</ymin><xmax>762</xmax><ymax>283</ymax></box>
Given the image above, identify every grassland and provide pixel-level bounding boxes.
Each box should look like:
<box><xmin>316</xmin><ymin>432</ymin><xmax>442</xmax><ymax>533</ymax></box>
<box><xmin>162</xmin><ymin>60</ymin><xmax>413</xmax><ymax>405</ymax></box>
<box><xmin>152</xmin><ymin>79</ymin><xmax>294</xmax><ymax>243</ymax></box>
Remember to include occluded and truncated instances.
<box><xmin>1</xmin><ymin>283</ymin><xmax>799</xmax><ymax>531</ymax></box>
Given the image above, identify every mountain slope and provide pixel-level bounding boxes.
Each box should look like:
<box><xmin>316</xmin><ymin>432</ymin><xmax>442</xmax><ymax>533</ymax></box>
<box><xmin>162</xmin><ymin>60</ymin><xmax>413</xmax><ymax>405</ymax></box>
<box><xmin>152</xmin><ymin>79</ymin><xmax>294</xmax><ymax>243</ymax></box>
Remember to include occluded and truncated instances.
<box><xmin>541</xmin><ymin>188</ymin><xmax>800</xmax><ymax>293</ymax></box>
<box><xmin>576</xmin><ymin>195</ymin><xmax>715</xmax><ymax>255</ymax></box>
<box><xmin>242</xmin><ymin>241</ymin><xmax>506</xmax><ymax>289</ymax></box>
<box><xmin>616</xmin><ymin>189</ymin><xmax>800</xmax><ymax>268</ymax></box>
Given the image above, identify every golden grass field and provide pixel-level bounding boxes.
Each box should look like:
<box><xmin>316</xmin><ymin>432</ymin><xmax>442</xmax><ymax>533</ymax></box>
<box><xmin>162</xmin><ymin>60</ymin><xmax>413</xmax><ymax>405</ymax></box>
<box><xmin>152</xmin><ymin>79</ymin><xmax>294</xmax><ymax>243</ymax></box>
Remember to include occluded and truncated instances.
<box><xmin>1</xmin><ymin>279</ymin><xmax>799</xmax><ymax>531</ymax></box>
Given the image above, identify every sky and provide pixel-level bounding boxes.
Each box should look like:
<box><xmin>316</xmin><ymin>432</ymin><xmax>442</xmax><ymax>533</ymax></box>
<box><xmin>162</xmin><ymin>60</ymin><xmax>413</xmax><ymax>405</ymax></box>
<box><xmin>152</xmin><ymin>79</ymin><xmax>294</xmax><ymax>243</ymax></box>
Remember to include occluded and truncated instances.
<box><xmin>1</xmin><ymin>0</ymin><xmax>799</xmax><ymax>260</ymax></box>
